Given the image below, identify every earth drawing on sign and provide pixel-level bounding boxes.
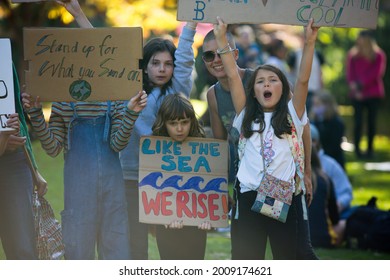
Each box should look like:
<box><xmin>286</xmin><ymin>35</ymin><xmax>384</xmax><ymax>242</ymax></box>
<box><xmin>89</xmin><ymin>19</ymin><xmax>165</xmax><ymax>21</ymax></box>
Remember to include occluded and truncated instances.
<box><xmin>69</xmin><ymin>80</ymin><xmax>92</xmax><ymax>101</ymax></box>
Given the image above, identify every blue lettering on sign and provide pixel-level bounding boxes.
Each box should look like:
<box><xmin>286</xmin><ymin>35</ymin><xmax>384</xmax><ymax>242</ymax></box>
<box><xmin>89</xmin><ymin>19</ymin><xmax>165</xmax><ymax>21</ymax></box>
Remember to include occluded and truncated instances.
<box><xmin>194</xmin><ymin>156</ymin><xmax>211</xmax><ymax>172</ymax></box>
<box><xmin>193</xmin><ymin>1</ymin><xmax>206</xmax><ymax>20</ymax></box>
<box><xmin>161</xmin><ymin>155</ymin><xmax>210</xmax><ymax>173</ymax></box>
<box><xmin>142</xmin><ymin>139</ymin><xmax>219</xmax><ymax>173</ymax></box>
<box><xmin>188</xmin><ymin>141</ymin><xmax>220</xmax><ymax>156</ymax></box>
<box><xmin>141</xmin><ymin>139</ymin><xmax>182</xmax><ymax>155</ymax></box>
<box><xmin>192</xmin><ymin>0</ymin><xmax>249</xmax><ymax>21</ymax></box>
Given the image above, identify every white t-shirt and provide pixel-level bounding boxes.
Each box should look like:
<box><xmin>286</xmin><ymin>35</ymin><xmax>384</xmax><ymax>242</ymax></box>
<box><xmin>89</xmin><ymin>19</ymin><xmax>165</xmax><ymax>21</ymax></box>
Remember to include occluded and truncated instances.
<box><xmin>233</xmin><ymin>100</ymin><xmax>307</xmax><ymax>193</ymax></box>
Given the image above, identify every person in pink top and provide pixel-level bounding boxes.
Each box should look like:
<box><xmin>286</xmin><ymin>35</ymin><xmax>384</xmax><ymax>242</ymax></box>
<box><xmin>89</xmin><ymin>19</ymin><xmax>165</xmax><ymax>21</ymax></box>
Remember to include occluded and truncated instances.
<box><xmin>346</xmin><ymin>30</ymin><xmax>387</xmax><ymax>159</ymax></box>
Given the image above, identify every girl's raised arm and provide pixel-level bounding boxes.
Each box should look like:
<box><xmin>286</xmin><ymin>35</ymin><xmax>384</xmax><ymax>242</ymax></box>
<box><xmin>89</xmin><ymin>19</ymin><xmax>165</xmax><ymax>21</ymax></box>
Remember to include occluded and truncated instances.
<box><xmin>214</xmin><ymin>17</ymin><xmax>246</xmax><ymax>115</ymax></box>
<box><xmin>56</xmin><ymin>0</ymin><xmax>93</xmax><ymax>28</ymax></box>
<box><xmin>293</xmin><ymin>18</ymin><xmax>319</xmax><ymax>118</ymax></box>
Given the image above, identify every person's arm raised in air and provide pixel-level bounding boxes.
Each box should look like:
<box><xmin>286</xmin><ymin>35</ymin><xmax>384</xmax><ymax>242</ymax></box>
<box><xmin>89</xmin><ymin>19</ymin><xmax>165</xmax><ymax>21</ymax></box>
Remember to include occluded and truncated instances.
<box><xmin>171</xmin><ymin>22</ymin><xmax>198</xmax><ymax>98</ymax></box>
<box><xmin>56</xmin><ymin>0</ymin><xmax>93</xmax><ymax>28</ymax></box>
<box><xmin>213</xmin><ymin>17</ymin><xmax>246</xmax><ymax>115</ymax></box>
<box><xmin>292</xmin><ymin>18</ymin><xmax>319</xmax><ymax>119</ymax></box>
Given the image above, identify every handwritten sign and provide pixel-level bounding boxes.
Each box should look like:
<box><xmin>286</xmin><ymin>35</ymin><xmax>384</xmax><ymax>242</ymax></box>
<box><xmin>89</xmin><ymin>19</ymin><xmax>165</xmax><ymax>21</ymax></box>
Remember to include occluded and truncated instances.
<box><xmin>0</xmin><ymin>39</ymin><xmax>16</xmax><ymax>132</ymax></box>
<box><xmin>177</xmin><ymin>0</ymin><xmax>380</xmax><ymax>28</ymax></box>
<box><xmin>23</xmin><ymin>27</ymin><xmax>143</xmax><ymax>102</ymax></box>
<box><xmin>139</xmin><ymin>136</ymin><xmax>229</xmax><ymax>228</ymax></box>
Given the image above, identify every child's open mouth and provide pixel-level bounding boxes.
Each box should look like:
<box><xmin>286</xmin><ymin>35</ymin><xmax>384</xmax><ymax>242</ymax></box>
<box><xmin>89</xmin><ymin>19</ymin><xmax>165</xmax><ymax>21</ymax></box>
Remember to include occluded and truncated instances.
<box><xmin>264</xmin><ymin>91</ymin><xmax>272</xmax><ymax>98</ymax></box>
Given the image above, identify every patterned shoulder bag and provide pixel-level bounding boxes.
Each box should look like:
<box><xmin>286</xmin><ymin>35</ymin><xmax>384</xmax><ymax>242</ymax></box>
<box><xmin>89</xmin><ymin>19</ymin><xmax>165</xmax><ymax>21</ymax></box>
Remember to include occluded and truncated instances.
<box><xmin>250</xmin><ymin>133</ymin><xmax>293</xmax><ymax>223</ymax></box>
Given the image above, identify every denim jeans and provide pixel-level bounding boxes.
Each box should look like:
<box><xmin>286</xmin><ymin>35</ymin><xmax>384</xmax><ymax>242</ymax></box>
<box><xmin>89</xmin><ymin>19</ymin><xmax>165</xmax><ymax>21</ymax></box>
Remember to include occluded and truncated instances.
<box><xmin>0</xmin><ymin>150</ymin><xmax>37</xmax><ymax>259</ymax></box>
<box><xmin>61</xmin><ymin>103</ymin><xmax>130</xmax><ymax>259</ymax></box>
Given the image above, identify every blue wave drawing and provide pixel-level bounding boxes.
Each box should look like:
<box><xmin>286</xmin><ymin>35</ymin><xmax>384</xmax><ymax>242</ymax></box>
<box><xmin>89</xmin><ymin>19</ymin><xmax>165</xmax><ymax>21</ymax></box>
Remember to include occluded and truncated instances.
<box><xmin>139</xmin><ymin>171</ymin><xmax>227</xmax><ymax>193</ymax></box>
<box><xmin>139</xmin><ymin>172</ymin><xmax>163</xmax><ymax>189</ymax></box>
<box><xmin>205</xmin><ymin>178</ymin><xmax>228</xmax><ymax>192</ymax></box>
<box><xmin>181</xmin><ymin>176</ymin><xmax>204</xmax><ymax>191</ymax></box>
<box><xmin>160</xmin><ymin>175</ymin><xmax>183</xmax><ymax>189</ymax></box>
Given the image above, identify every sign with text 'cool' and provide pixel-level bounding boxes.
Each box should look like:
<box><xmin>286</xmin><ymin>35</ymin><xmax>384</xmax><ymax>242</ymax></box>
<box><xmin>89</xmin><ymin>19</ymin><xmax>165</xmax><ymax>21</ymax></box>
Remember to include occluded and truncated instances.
<box><xmin>139</xmin><ymin>136</ymin><xmax>229</xmax><ymax>228</ymax></box>
<box><xmin>178</xmin><ymin>0</ymin><xmax>380</xmax><ymax>28</ymax></box>
<box><xmin>24</xmin><ymin>27</ymin><xmax>143</xmax><ymax>102</ymax></box>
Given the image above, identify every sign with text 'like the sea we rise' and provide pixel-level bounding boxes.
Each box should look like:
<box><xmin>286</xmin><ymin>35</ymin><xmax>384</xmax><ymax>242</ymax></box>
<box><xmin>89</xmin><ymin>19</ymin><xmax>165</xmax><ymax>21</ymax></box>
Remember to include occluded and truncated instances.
<box><xmin>177</xmin><ymin>0</ymin><xmax>380</xmax><ymax>28</ymax></box>
<box><xmin>0</xmin><ymin>39</ymin><xmax>16</xmax><ymax>132</ymax></box>
<box><xmin>139</xmin><ymin>136</ymin><xmax>229</xmax><ymax>228</ymax></box>
<box><xmin>23</xmin><ymin>27</ymin><xmax>143</xmax><ymax>102</ymax></box>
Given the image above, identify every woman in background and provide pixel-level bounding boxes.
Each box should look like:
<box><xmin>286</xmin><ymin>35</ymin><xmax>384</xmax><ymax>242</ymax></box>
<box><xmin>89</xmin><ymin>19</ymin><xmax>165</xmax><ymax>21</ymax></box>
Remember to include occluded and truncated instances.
<box><xmin>346</xmin><ymin>30</ymin><xmax>387</xmax><ymax>159</ymax></box>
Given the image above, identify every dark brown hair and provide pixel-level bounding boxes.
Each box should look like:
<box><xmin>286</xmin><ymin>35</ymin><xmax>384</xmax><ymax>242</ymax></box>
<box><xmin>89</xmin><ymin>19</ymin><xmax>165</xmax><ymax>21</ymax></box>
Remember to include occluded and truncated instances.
<box><xmin>152</xmin><ymin>93</ymin><xmax>205</xmax><ymax>138</ymax></box>
<box><xmin>142</xmin><ymin>37</ymin><xmax>176</xmax><ymax>96</ymax></box>
<box><xmin>242</xmin><ymin>64</ymin><xmax>292</xmax><ymax>139</ymax></box>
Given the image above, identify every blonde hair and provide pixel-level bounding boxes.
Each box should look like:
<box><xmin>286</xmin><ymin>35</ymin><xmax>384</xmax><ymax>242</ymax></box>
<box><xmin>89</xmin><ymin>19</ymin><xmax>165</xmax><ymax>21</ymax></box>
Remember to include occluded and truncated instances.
<box><xmin>351</xmin><ymin>30</ymin><xmax>379</xmax><ymax>61</ymax></box>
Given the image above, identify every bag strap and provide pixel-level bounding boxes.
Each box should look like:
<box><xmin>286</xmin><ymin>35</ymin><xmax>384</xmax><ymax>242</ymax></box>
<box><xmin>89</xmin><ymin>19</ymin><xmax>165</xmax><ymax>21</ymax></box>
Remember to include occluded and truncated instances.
<box><xmin>23</xmin><ymin>144</ymin><xmax>39</xmax><ymax>186</ymax></box>
<box><xmin>286</xmin><ymin>114</ymin><xmax>305</xmax><ymax>194</ymax></box>
<box><xmin>236</xmin><ymin>115</ymin><xmax>304</xmax><ymax>189</ymax></box>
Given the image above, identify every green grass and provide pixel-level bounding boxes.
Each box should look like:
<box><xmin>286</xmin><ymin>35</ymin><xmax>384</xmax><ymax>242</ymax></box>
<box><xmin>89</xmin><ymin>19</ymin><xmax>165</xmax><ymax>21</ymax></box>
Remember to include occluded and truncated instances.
<box><xmin>1</xmin><ymin>134</ymin><xmax>390</xmax><ymax>260</ymax></box>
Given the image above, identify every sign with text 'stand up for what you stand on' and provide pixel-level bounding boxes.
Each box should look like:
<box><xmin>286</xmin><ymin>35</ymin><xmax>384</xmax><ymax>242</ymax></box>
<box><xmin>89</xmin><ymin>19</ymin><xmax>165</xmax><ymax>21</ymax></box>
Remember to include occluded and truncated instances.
<box><xmin>23</xmin><ymin>27</ymin><xmax>143</xmax><ymax>102</ymax></box>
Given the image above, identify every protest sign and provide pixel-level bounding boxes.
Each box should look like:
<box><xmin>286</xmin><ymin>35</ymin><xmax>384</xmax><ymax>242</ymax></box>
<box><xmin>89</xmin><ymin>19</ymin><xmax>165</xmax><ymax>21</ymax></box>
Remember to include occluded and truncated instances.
<box><xmin>139</xmin><ymin>136</ymin><xmax>229</xmax><ymax>228</ymax></box>
<box><xmin>24</xmin><ymin>27</ymin><xmax>143</xmax><ymax>102</ymax></box>
<box><xmin>177</xmin><ymin>0</ymin><xmax>379</xmax><ymax>28</ymax></box>
<box><xmin>0</xmin><ymin>39</ymin><xmax>16</xmax><ymax>132</ymax></box>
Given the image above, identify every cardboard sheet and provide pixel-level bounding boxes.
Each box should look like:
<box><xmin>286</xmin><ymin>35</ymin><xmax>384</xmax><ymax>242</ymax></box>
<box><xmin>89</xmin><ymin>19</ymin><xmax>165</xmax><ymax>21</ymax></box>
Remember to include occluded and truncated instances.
<box><xmin>139</xmin><ymin>136</ymin><xmax>229</xmax><ymax>228</ymax></box>
<box><xmin>24</xmin><ymin>27</ymin><xmax>143</xmax><ymax>102</ymax></box>
<box><xmin>177</xmin><ymin>0</ymin><xmax>380</xmax><ymax>28</ymax></box>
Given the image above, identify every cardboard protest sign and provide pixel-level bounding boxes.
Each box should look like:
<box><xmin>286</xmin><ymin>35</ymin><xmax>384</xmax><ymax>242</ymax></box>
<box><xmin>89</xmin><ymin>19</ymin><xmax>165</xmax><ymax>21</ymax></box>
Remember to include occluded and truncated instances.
<box><xmin>0</xmin><ymin>39</ymin><xmax>16</xmax><ymax>132</ymax></box>
<box><xmin>24</xmin><ymin>27</ymin><xmax>143</xmax><ymax>102</ymax></box>
<box><xmin>177</xmin><ymin>0</ymin><xmax>379</xmax><ymax>28</ymax></box>
<box><xmin>139</xmin><ymin>136</ymin><xmax>229</xmax><ymax>228</ymax></box>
